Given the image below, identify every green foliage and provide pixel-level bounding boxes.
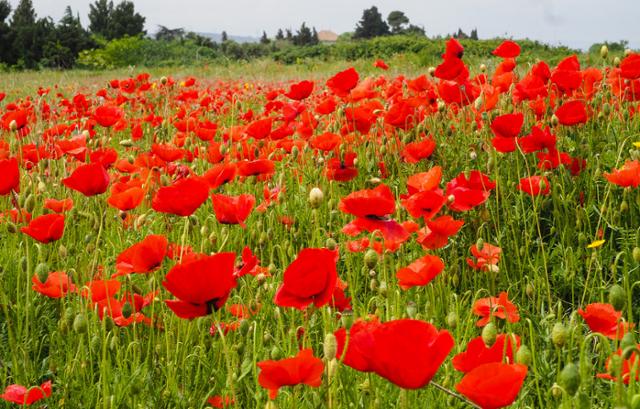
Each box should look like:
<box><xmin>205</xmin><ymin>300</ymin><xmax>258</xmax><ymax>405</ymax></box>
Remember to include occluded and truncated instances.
<box><xmin>293</xmin><ymin>22</ymin><xmax>319</xmax><ymax>47</ymax></box>
<box><xmin>88</xmin><ymin>0</ymin><xmax>144</xmax><ymax>40</ymax></box>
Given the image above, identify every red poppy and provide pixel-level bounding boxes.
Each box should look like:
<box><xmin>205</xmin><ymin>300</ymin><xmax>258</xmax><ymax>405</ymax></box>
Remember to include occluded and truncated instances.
<box><xmin>517</xmin><ymin>175</ymin><xmax>550</xmax><ymax>196</ymax></box>
<box><xmin>453</xmin><ymin>334</ymin><xmax>520</xmax><ymax>373</ymax></box>
<box><xmin>107</xmin><ymin>184</ymin><xmax>145</xmax><ymax>211</ymax></box>
<box><xmin>152</xmin><ymin>176</ymin><xmax>209</xmax><ymax>216</ymax></box>
<box><xmin>456</xmin><ymin>363</ymin><xmax>527</xmax><ymax>409</ymax></box>
<box><xmin>326</xmin><ymin>67</ymin><xmax>359</xmax><ymax>97</ymax></box>
<box><xmin>396</xmin><ymin>254</ymin><xmax>445</xmax><ymax>290</ymax></box>
<box><xmin>335</xmin><ymin>319</ymin><xmax>454</xmax><ymax>389</ymax></box>
<box><xmin>555</xmin><ymin>100</ymin><xmax>587</xmax><ymax>126</ymax></box>
<box><xmin>257</xmin><ymin>348</ymin><xmax>324</xmax><ymax>399</ymax></box>
<box><xmin>32</xmin><ymin>271</ymin><xmax>76</xmax><ymax>298</ymax></box>
<box><xmin>81</xmin><ymin>279</ymin><xmax>121</xmax><ymax>303</ymax></box>
<box><xmin>444</xmin><ymin>37</ymin><xmax>464</xmax><ymax>59</ymax></box>
<box><xmin>374</xmin><ymin>59</ymin><xmax>389</xmax><ymax>70</ymax></box>
<box><xmin>339</xmin><ymin>184</ymin><xmax>395</xmax><ymax>218</ymax></box>
<box><xmin>407</xmin><ymin>167</ymin><xmax>442</xmax><ymax>194</ymax></box>
<box><xmin>310</xmin><ymin>132</ymin><xmax>341</xmax><ymax>152</ymax></box>
<box><xmin>490</xmin><ymin>113</ymin><xmax>523</xmax><ymax>153</ymax></box>
<box><xmin>114</xmin><ymin>234</ymin><xmax>168</xmax><ymax>277</ymax></box>
<box><xmin>163</xmin><ymin>252</ymin><xmax>237</xmax><ymax>319</ymax></box>
<box><xmin>434</xmin><ymin>56</ymin><xmax>468</xmax><ymax>81</ymax></box>
<box><xmin>604</xmin><ymin>160</ymin><xmax>640</xmax><ymax>188</ymax></box>
<box><xmin>492</xmin><ymin>40</ymin><xmax>521</xmax><ymax>58</ymax></box>
<box><xmin>577</xmin><ymin>303</ymin><xmax>631</xmax><ymax>340</ymax></box>
<box><xmin>446</xmin><ymin>171</ymin><xmax>495</xmax><ymax>212</ymax></box>
<box><xmin>620</xmin><ymin>54</ymin><xmax>640</xmax><ymax>80</ymax></box>
<box><xmin>245</xmin><ymin>118</ymin><xmax>273</xmax><ymax>140</ymax></box>
<box><xmin>274</xmin><ymin>248</ymin><xmax>338</xmax><ymax>310</ymax></box>
<box><xmin>401</xmin><ymin>190</ymin><xmax>445</xmax><ymax>220</ymax></box>
<box><xmin>1</xmin><ymin>109</ymin><xmax>29</xmax><ymax>135</ymax></box>
<box><xmin>467</xmin><ymin>243</ymin><xmax>502</xmax><ymax>272</ymax></box>
<box><xmin>325</xmin><ymin>152</ymin><xmax>358</xmax><ymax>182</ymax></box>
<box><xmin>0</xmin><ymin>157</ymin><xmax>19</xmax><ymax>195</ymax></box>
<box><xmin>237</xmin><ymin>159</ymin><xmax>275</xmax><ymax>178</ymax></box>
<box><xmin>342</xmin><ymin>217</ymin><xmax>410</xmax><ymax>252</ymax></box>
<box><xmin>43</xmin><ymin>198</ymin><xmax>74</xmax><ymax>213</ymax></box>
<box><xmin>284</xmin><ymin>80</ymin><xmax>314</xmax><ymax>100</ymax></box>
<box><xmin>203</xmin><ymin>163</ymin><xmax>237</xmax><ymax>190</ymax></box>
<box><xmin>401</xmin><ymin>137</ymin><xmax>436</xmax><ymax>163</ymax></box>
<box><xmin>416</xmin><ymin>215</ymin><xmax>465</xmax><ymax>249</ymax></box>
<box><xmin>94</xmin><ymin>105</ymin><xmax>124</xmax><ymax>127</ymax></box>
<box><xmin>62</xmin><ymin>163</ymin><xmax>110</xmax><ymax>196</ymax></box>
<box><xmin>472</xmin><ymin>292</ymin><xmax>520</xmax><ymax>327</ymax></box>
<box><xmin>211</xmin><ymin>193</ymin><xmax>256</xmax><ymax>228</ymax></box>
<box><xmin>597</xmin><ymin>347</ymin><xmax>640</xmax><ymax>384</ymax></box>
<box><xmin>20</xmin><ymin>214</ymin><xmax>65</xmax><ymax>244</ymax></box>
<box><xmin>0</xmin><ymin>380</ymin><xmax>52</xmax><ymax>406</ymax></box>
<box><xmin>207</xmin><ymin>395</ymin><xmax>235</xmax><ymax>408</ymax></box>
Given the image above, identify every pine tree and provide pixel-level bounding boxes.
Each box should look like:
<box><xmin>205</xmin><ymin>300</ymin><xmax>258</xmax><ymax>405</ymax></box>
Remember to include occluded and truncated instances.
<box><xmin>11</xmin><ymin>0</ymin><xmax>39</xmax><ymax>68</ymax></box>
<box><xmin>109</xmin><ymin>1</ymin><xmax>145</xmax><ymax>39</ymax></box>
<box><xmin>221</xmin><ymin>30</ymin><xmax>228</xmax><ymax>42</ymax></box>
<box><xmin>293</xmin><ymin>22</ymin><xmax>313</xmax><ymax>46</ymax></box>
<box><xmin>260</xmin><ymin>30</ymin><xmax>270</xmax><ymax>44</ymax></box>
<box><xmin>88</xmin><ymin>0</ymin><xmax>113</xmax><ymax>38</ymax></box>
<box><xmin>0</xmin><ymin>0</ymin><xmax>14</xmax><ymax>64</ymax></box>
<box><xmin>311</xmin><ymin>27</ymin><xmax>319</xmax><ymax>45</ymax></box>
<box><xmin>354</xmin><ymin>6</ymin><xmax>389</xmax><ymax>39</ymax></box>
<box><xmin>470</xmin><ymin>28</ymin><xmax>478</xmax><ymax>40</ymax></box>
<box><xmin>44</xmin><ymin>6</ymin><xmax>93</xmax><ymax>68</ymax></box>
<box><xmin>275</xmin><ymin>28</ymin><xmax>284</xmax><ymax>41</ymax></box>
<box><xmin>387</xmin><ymin>10</ymin><xmax>409</xmax><ymax>34</ymax></box>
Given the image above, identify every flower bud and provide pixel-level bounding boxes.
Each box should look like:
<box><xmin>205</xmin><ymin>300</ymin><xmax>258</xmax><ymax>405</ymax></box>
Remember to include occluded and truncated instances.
<box><xmin>633</xmin><ymin>247</ymin><xmax>640</xmax><ymax>263</ymax></box>
<box><xmin>551</xmin><ymin>322</ymin><xmax>567</xmax><ymax>347</ymax></box>
<box><xmin>600</xmin><ymin>45</ymin><xmax>609</xmax><ymax>59</ymax></box>
<box><xmin>446</xmin><ymin>311</ymin><xmax>458</xmax><ymax>329</ymax></box>
<box><xmin>515</xmin><ymin>345</ymin><xmax>532</xmax><ymax>366</ymax></box>
<box><xmin>9</xmin><ymin>119</ymin><xmax>17</xmax><ymax>132</ymax></box>
<box><xmin>428</xmin><ymin>66</ymin><xmax>436</xmax><ymax>77</ymax></box>
<box><xmin>364</xmin><ymin>249</ymin><xmax>378</xmax><ymax>269</ymax></box>
<box><xmin>621</xmin><ymin>332</ymin><xmax>636</xmax><ymax>352</ymax></box>
<box><xmin>341</xmin><ymin>309</ymin><xmax>354</xmax><ymax>330</ymax></box>
<box><xmin>35</xmin><ymin>263</ymin><xmax>49</xmax><ymax>283</ymax></box>
<box><xmin>308</xmin><ymin>187</ymin><xmax>324</xmax><ymax>208</ymax></box>
<box><xmin>121</xmin><ymin>301</ymin><xmax>133</xmax><ymax>319</ymax></box>
<box><xmin>609</xmin><ymin>284</ymin><xmax>626</xmax><ymax>311</ymax></box>
<box><xmin>325</xmin><ymin>238</ymin><xmax>337</xmax><ymax>250</ymax></box>
<box><xmin>481</xmin><ymin>322</ymin><xmax>497</xmax><ymax>347</ymax></box>
<box><xmin>73</xmin><ymin>313</ymin><xmax>88</xmax><ymax>334</ymax></box>
<box><xmin>558</xmin><ymin>362</ymin><xmax>580</xmax><ymax>396</ymax></box>
<box><xmin>323</xmin><ymin>333</ymin><xmax>337</xmax><ymax>360</ymax></box>
<box><xmin>406</xmin><ymin>301</ymin><xmax>417</xmax><ymax>319</ymax></box>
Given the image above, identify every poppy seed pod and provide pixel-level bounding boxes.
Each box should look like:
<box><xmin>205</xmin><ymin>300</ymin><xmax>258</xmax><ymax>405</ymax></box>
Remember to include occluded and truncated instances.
<box><xmin>323</xmin><ymin>333</ymin><xmax>337</xmax><ymax>360</ymax></box>
<box><xmin>309</xmin><ymin>187</ymin><xmax>324</xmax><ymax>208</ymax></box>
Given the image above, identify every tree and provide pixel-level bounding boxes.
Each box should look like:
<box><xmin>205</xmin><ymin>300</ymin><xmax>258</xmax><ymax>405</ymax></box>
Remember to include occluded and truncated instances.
<box><xmin>88</xmin><ymin>0</ymin><xmax>113</xmax><ymax>38</ymax></box>
<box><xmin>221</xmin><ymin>30</ymin><xmax>228</xmax><ymax>42</ymax></box>
<box><xmin>275</xmin><ymin>28</ymin><xmax>284</xmax><ymax>41</ymax></box>
<box><xmin>470</xmin><ymin>28</ymin><xmax>478</xmax><ymax>40</ymax></box>
<box><xmin>0</xmin><ymin>0</ymin><xmax>14</xmax><ymax>64</ymax></box>
<box><xmin>11</xmin><ymin>0</ymin><xmax>39</xmax><ymax>68</ymax></box>
<box><xmin>354</xmin><ymin>6</ymin><xmax>389</xmax><ymax>39</ymax></box>
<box><xmin>404</xmin><ymin>24</ymin><xmax>425</xmax><ymax>37</ymax></box>
<box><xmin>293</xmin><ymin>22</ymin><xmax>316</xmax><ymax>46</ymax></box>
<box><xmin>45</xmin><ymin>6</ymin><xmax>93</xmax><ymax>68</ymax></box>
<box><xmin>387</xmin><ymin>10</ymin><xmax>409</xmax><ymax>34</ymax></box>
<box><xmin>260</xmin><ymin>30</ymin><xmax>269</xmax><ymax>44</ymax></box>
<box><xmin>109</xmin><ymin>1</ymin><xmax>145</xmax><ymax>39</ymax></box>
<box><xmin>285</xmin><ymin>29</ymin><xmax>292</xmax><ymax>41</ymax></box>
<box><xmin>155</xmin><ymin>25</ymin><xmax>185</xmax><ymax>41</ymax></box>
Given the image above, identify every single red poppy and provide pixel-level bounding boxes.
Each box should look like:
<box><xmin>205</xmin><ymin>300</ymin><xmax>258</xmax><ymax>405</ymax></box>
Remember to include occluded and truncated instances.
<box><xmin>94</xmin><ymin>105</ymin><xmax>124</xmax><ymax>127</ymax></box>
<box><xmin>597</xmin><ymin>347</ymin><xmax>640</xmax><ymax>384</ymax></box>
<box><xmin>416</xmin><ymin>215</ymin><xmax>465</xmax><ymax>249</ymax></box>
<box><xmin>604</xmin><ymin>160</ymin><xmax>640</xmax><ymax>188</ymax></box>
<box><xmin>455</xmin><ymin>363</ymin><xmax>527</xmax><ymax>409</ymax></box>
<box><xmin>114</xmin><ymin>234</ymin><xmax>168</xmax><ymax>277</ymax></box>
<box><xmin>0</xmin><ymin>157</ymin><xmax>19</xmax><ymax>195</ymax></box>
<box><xmin>401</xmin><ymin>190</ymin><xmax>445</xmax><ymax>220</ymax></box>
<box><xmin>472</xmin><ymin>292</ymin><xmax>519</xmax><ymax>327</ymax></box>
<box><xmin>257</xmin><ymin>348</ymin><xmax>324</xmax><ymax>399</ymax></box>
<box><xmin>211</xmin><ymin>193</ymin><xmax>256</xmax><ymax>227</ymax></box>
<box><xmin>20</xmin><ymin>214</ymin><xmax>65</xmax><ymax>244</ymax></box>
<box><xmin>620</xmin><ymin>54</ymin><xmax>640</xmax><ymax>80</ymax></box>
<box><xmin>374</xmin><ymin>59</ymin><xmax>389</xmax><ymax>70</ymax></box>
<box><xmin>43</xmin><ymin>198</ymin><xmax>74</xmax><ymax>213</ymax></box>
<box><xmin>396</xmin><ymin>254</ymin><xmax>445</xmax><ymax>290</ymax></box>
<box><xmin>339</xmin><ymin>184</ymin><xmax>395</xmax><ymax>218</ymax></box>
<box><xmin>467</xmin><ymin>243</ymin><xmax>502</xmax><ymax>272</ymax></box>
<box><xmin>446</xmin><ymin>171</ymin><xmax>495</xmax><ymax>212</ymax></box>
<box><xmin>401</xmin><ymin>137</ymin><xmax>437</xmax><ymax>163</ymax></box>
<box><xmin>62</xmin><ymin>163</ymin><xmax>110</xmax><ymax>196</ymax></box>
<box><xmin>284</xmin><ymin>80</ymin><xmax>314</xmax><ymax>100</ymax></box>
<box><xmin>163</xmin><ymin>252</ymin><xmax>237</xmax><ymax>319</ymax></box>
<box><xmin>32</xmin><ymin>271</ymin><xmax>76</xmax><ymax>298</ymax></box>
<box><xmin>0</xmin><ymin>380</ymin><xmax>52</xmax><ymax>406</ymax></box>
<box><xmin>453</xmin><ymin>334</ymin><xmax>520</xmax><ymax>373</ymax></box>
<box><xmin>555</xmin><ymin>100</ymin><xmax>587</xmax><ymax>126</ymax></box>
<box><xmin>274</xmin><ymin>248</ymin><xmax>338</xmax><ymax>310</ymax></box>
<box><xmin>517</xmin><ymin>175</ymin><xmax>550</xmax><ymax>196</ymax></box>
<box><xmin>207</xmin><ymin>395</ymin><xmax>235</xmax><ymax>408</ymax></box>
<box><xmin>578</xmin><ymin>302</ymin><xmax>631</xmax><ymax>340</ymax></box>
<box><xmin>203</xmin><ymin>163</ymin><xmax>237</xmax><ymax>190</ymax></box>
<box><xmin>81</xmin><ymin>279</ymin><xmax>121</xmax><ymax>303</ymax></box>
<box><xmin>407</xmin><ymin>166</ymin><xmax>442</xmax><ymax>194</ymax></box>
<box><xmin>107</xmin><ymin>184</ymin><xmax>145</xmax><ymax>211</ymax></box>
<box><xmin>152</xmin><ymin>176</ymin><xmax>209</xmax><ymax>216</ymax></box>
<box><xmin>492</xmin><ymin>40</ymin><xmax>521</xmax><ymax>58</ymax></box>
<box><xmin>326</xmin><ymin>67</ymin><xmax>359</xmax><ymax>97</ymax></box>
<box><xmin>245</xmin><ymin>118</ymin><xmax>273</xmax><ymax>140</ymax></box>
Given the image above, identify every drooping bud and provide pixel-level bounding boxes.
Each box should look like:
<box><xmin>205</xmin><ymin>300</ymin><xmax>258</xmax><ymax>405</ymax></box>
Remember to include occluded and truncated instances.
<box><xmin>551</xmin><ymin>322</ymin><xmax>568</xmax><ymax>347</ymax></box>
<box><xmin>609</xmin><ymin>284</ymin><xmax>626</xmax><ymax>311</ymax></box>
<box><xmin>364</xmin><ymin>249</ymin><xmax>378</xmax><ymax>269</ymax></box>
<box><xmin>515</xmin><ymin>345</ymin><xmax>532</xmax><ymax>366</ymax></box>
<box><xmin>481</xmin><ymin>322</ymin><xmax>497</xmax><ymax>347</ymax></box>
<box><xmin>309</xmin><ymin>187</ymin><xmax>324</xmax><ymax>208</ymax></box>
<box><xmin>558</xmin><ymin>362</ymin><xmax>580</xmax><ymax>396</ymax></box>
<box><xmin>73</xmin><ymin>313</ymin><xmax>88</xmax><ymax>334</ymax></box>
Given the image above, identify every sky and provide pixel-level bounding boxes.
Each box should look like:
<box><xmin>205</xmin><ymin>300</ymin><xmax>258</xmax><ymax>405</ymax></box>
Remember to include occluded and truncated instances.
<box><xmin>7</xmin><ymin>0</ymin><xmax>640</xmax><ymax>50</ymax></box>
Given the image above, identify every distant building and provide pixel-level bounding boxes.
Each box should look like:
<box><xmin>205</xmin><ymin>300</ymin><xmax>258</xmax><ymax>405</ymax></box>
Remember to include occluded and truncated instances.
<box><xmin>318</xmin><ymin>30</ymin><xmax>339</xmax><ymax>43</ymax></box>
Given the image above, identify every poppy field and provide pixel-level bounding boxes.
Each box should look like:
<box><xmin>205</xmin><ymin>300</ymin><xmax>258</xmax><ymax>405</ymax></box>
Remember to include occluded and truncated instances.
<box><xmin>1</xmin><ymin>40</ymin><xmax>640</xmax><ymax>408</ymax></box>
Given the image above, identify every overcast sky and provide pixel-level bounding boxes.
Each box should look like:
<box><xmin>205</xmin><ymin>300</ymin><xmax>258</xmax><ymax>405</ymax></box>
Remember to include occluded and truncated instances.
<box><xmin>8</xmin><ymin>0</ymin><xmax>640</xmax><ymax>50</ymax></box>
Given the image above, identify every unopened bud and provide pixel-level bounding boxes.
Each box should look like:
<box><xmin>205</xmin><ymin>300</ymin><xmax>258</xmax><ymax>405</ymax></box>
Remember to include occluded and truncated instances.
<box><xmin>481</xmin><ymin>322</ymin><xmax>497</xmax><ymax>347</ymax></box>
<box><xmin>309</xmin><ymin>187</ymin><xmax>324</xmax><ymax>208</ymax></box>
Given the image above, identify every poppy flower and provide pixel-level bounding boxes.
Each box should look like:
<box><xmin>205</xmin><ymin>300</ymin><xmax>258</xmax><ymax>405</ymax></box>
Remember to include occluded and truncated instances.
<box><xmin>517</xmin><ymin>175</ymin><xmax>550</xmax><ymax>196</ymax></box>
<box><xmin>472</xmin><ymin>292</ymin><xmax>519</xmax><ymax>327</ymax></box>
<box><xmin>456</xmin><ymin>363</ymin><xmax>527</xmax><ymax>409</ymax></box>
<box><xmin>577</xmin><ymin>303</ymin><xmax>631</xmax><ymax>340</ymax></box>
<box><xmin>20</xmin><ymin>214</ymin><xmax>65</xmax><ymax>244</ymax></box>
<box><xmin>163</xmin><ymin>252</ymin><xmax>237</xmax><ymax>319</ymax></box>
<box><xmin>203</xmin><ymin>163</ymin><xmax>237</xmax><ymax>190</ymax></box>
<box><xmin>335</xmin><ymin>319</ymin><xmax>454</xmax><ymax>389</ymax></box>
<box><xmin>325</xmin><ymin>153</ymin><xmax>358</xmax><ymax>182</ymax></box>
<box><xmin>407</xmin><ymin>167</ymin><xmax>442</xmax><ymax>194</ymax></box>
<box><xmin>32</xmin><ymin>271</ymin><xmax>76</xmax><ymax>298</ymax></box>
<box><xmin>467</xmin><ymin>243</ymin><xmax>502</xmax><ymax>272</ymax></box>
<box><xmin>597</xmin><ymin>347</ymin><xmax>640</xmax><ymax>384</ymax></box>
<box><xmin>444</xmin><ymin>37</ymin><xmax>464</xmax><ymax>59</ymax></box>
<box><xmin>107</xmin><ymin>184</ymin><xmax>145</xmax><ymax>211</ymax></box>
<box><xmin>453</xmin><ymin>334</ymin><xmax>520</xmax><ymax>373</ymax></box>
<box><xmin>490</xmin><ymin>113</ymin><xmax>523</xmax><ymax>153</ymax></box>
<box><xmin>81</xmin><ymin>279</ymin><xmax>121</xmax><ymax>303</ymax></box>
<box><xmin>284</xmin><ymin>80</ymin><xmax>314</xmax><ymax>100</ymax></box>
<box><xmin>245</xmin><ymin>118</ymin><xmax>273</xmax><ymax>140</ymax></box>
<box><xmin>604</xmin><ymin>160</ymin><xmax>640</xmax><ymax>188</ymax></box>
<box><xmin>62</xmin><ymin>163</ymin><xmax>110</xmax><ymax>196</ymax></box>
<box><xmin>326</xmin><ymin>67</ymin><xmax>359</xmax><ymax>97</ymax></box>
<box><xmin>339</xmin><ymin>184</ymin><xmax>395</xmax><ymax>218</ymax></box>
<box><xmin>620</xmin><ymin>54</ymin><xmax>640</xmax><ymax>80</ymax></box>
<box><xmin>257</xmin><ymin>348</ymin><xmax>324</xmax><ymax>399</ymax></box>
<box><xmin>207</xmin><ymin>395</ymin><xmax>235</xmax><ymax>408</ymax></box>
<box><xmin>114</xmin><ymin>234</ymin><xmax>168</xmax><ymax>277</ymax></box>
<box><xmin>0</xmin><ymin>380</ymin><xmax>52</xmax><ymax>405</ymax></box>
<box><xmin>401</xmin><ymin>190</ymin><xmax>445</xmax><ymax>220</ymax></box>
<box><xmin>434</xmin><ymin>56</ymin><xmax>468</xmax><ymax>81</ymax></box>
<box><xmin>342</xmin><ymin>217</ymin><xmax>410</xmax><ymax>252</ymax></box>
<box><xmin>1</xmin><ymin>109</ymin><xmax>29</xmax><ymax>135</ymax></box>
<box><xmin>0</xmin><ymin>157</ymin><xmax>19</xmax><ymax>195</ymax></box>
<box><xmin>396</xmin><ymin>254</ymin><xmax>445</xmax><ymax>290</ymax></box>
<box><xmin>492</xmin><ymin>40</ymin><xmax>521</xmax><ymax>58</ymax></box>
<box><xmin>152</xmin><ymin>176</ymin><xmax>209</xmax><ymax>216</ymax></box>
<box><xmin>211</xmin><ymin>193</ymin><xmax>256</xmax><ymax>228</ymax></box>
<box><xmin>374</xmin><ymin>59</ymin><xmax>389</xmax><ymax>70</ymax></box>
<box><xmin>274</xmin><ymin>248</ymin><xmax>338</xmax><ymax>310</ymax></box>
<box><xmin>310</xmin><ymin>132</ymin><xmax>341</xmax><ymax>152</ymax></box>
<box><xmin>446</xmin><ymin>171</ymin><xmax>495</xmax><ymax>212</ymax></box>
<box><xmin>94</xmin><ymin>105</ymin><xmax>124</xmax><ymax>127</ymax></box>
<box><xmin>237</xmin><ymin>159</ymin><xmax>275</xmax><ymax>178</ymax></box>
<box><xmin>416</xmin><ymin>215</ymin><xmax>465</xmax><ymax>249</ymax></box>
<box><xmin>43</xmin><ymin>198</ymin><xmax>74</xmax><ymax>213</ymax></box>
<box><xmin>401</xmin><ymin>137</ymin><xmax>436</xmax><ymax>163</ymax></box>
<box><xmin>555</xmin><ymin>100</ymin><xmax>587</xmax><ymax>126</ymax></box>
